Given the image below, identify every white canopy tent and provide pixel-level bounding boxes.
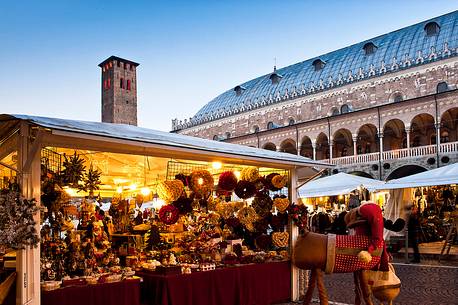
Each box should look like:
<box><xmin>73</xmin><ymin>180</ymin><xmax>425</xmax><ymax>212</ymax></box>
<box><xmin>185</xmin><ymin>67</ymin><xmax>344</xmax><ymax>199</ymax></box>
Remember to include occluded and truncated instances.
<box><xmin>298</xmin><ymin>172</ymin><xmax>385</xmax><ymax>198</ymax></box>
<box><xmin>376</xmin><ymin>163</ymin><xmax>458</xmax><ymax>190</ymax></box>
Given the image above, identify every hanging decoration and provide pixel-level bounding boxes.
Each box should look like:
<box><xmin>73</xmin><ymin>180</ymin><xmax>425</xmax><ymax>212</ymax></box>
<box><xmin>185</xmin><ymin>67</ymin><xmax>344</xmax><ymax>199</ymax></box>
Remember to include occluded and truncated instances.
<box><xmin>240</xmin><ymin>167</ymin><xmax>259</xmax><ymax>182</ymax></box>
<box><xmin>272</xmin><ymin>232</ymin><xmax>289</xmax><ymax>248</ymax></box>
<box><xmin>0</xmin><ymin>186</ymin><xmax>39</xmax><ymax>249</ymax></box>
<box><xmin>234</xmin><ymin>180</ymin><xmax>256</xmax><ymax>199</ymax></box>
<box><xmin>273</xmin><ymin>197</ymin><xmax>290</xmax><ymax>213</ymax></box>
<box><xmin>158</xmin><ymin>204</ymin><xmax>180</xmax><ymax>225</ymax></box>
<box><xmin>60</xmin><ymin>152</ymin><xmax>86</xmax><ymax>188</ymax></box>
<box><xmin>190</xmin><ymin>170</ymin><xmax>214</xmax><ymax>197</ymax></box>
<box><xmin>217</xmin><ymin>171</ymin><xmax>238</xmax><ymax>191</ymax></box>
<box><xmin>82</xmin><ymin>164</ymin><xmax>102</xmax><ymax>197</ymax></box>
<box><xmin>157</xmin><ymin>179</ymin><xmax>184</xmax><ymax>202</ymax></box>
<box><xmin>271</xmin><ymin>174</ymin><xmax>288</xmax><ymax>189</ymax></box>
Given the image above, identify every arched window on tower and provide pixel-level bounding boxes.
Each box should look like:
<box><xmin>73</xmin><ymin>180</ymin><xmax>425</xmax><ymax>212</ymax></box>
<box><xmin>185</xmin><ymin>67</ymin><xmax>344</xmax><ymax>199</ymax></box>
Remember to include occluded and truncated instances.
<box><xmin>437</xmin><ymin>82</ymin><xmax>449</xmax><ymax>93</ymax></box>
<box><xmin>288</xmin><ymin>118</ymin><xmax>295</xmax><ymax>126</ymax></box>
<box><xmin>120</xmin><ymin>78</ymin><xmax>124</xmax><ymax>89</ymax></box>
<box><xmin>253</xmin><ymin>125</ymin><xmax>260</xmax><ymax>133</ymax></box>
<box><xmin>127</xmin><ymin>79</ymin><xmax>131</xmax><ymax>91</ymax></box>
<box><xmin>331</xmin><ymin>107</ymin><xmax>340</xmax><ymax>116</ymax></box>
<box><xmin>267</xmin><ymin>122</ymin><xmax>275</xmax><ymax>130</ymax></box>
<box><xmin>213</xmin><ymin>135</ymin><xmax>220</xmax><ymax>141</ymax></box>
<box><xmin>225</xmin><ymin>132</ymin><xmax>231</xmax><ymax>139</ymax></box>
<box><xmin>424</xmin><ymin>22</ymin><xmax>440</xmax><ymax>36</ymax></box>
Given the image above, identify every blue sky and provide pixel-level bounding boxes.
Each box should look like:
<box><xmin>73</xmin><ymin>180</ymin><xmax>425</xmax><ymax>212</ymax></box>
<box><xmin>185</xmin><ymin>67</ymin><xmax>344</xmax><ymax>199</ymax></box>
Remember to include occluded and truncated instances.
<box><xmin>1</xmin><ymin>1</ymin><xmax>457</xmax><ymax>131</ymax></box>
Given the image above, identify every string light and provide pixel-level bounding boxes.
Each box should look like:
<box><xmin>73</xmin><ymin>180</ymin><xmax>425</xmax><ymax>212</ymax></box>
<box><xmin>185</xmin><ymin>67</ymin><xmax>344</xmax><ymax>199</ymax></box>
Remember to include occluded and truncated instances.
<box><xmin>116</xmin><ymin>186</ymin><xmax>123</xmax><ymax>194</ymax></box>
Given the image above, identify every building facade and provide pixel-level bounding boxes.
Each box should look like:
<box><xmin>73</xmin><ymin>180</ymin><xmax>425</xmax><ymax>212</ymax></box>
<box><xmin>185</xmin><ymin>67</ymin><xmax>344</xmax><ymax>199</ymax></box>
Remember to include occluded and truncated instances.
<box><xmin>173</xmin><ymin>11</ymin><xmax>458</xmax><ymax>180</ymax></box>
<box><xmin>99</xmin><ymin>56</ymin><xmax>139</xmax><ymax>126</ymax></box>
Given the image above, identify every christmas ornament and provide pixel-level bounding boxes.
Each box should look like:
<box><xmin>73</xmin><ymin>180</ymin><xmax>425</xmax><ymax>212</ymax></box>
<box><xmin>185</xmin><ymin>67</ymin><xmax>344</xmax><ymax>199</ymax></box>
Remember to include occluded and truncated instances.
<box><xmin>272</xmin><ymin>232</ymin><xmax>289</xmax><ymax>248</ymax></box>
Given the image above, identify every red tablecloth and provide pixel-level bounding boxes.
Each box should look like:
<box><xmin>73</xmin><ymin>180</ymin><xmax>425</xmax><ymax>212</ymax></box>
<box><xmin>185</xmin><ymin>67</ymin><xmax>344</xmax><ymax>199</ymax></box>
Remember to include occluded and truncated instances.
<box><xmin>41</xmin><ymin>279</ymin><xmax>140</xmax><ymax>305</ymax></box>
<box><xmin>138</xmin><ymin>261</ymin><xmax>291</xmax><ymax>305</ymax></box>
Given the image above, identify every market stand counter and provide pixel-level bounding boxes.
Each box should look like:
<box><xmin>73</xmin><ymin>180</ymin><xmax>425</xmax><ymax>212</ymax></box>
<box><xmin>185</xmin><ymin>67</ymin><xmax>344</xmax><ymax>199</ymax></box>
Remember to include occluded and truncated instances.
<box><xmin>41</xmin><ymin>279</ymin><xmax>140</xmax><ymax>305</ymax></box>
<box><xmin>138</xmin><ymin>261</ymin><xmax>291</xmax><ymax>305</ymax></box>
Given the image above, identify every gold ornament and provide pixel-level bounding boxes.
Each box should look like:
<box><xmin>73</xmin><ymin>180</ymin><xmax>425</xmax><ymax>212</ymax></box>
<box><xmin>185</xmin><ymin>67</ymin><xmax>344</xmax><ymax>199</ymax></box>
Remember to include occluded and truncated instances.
<box><xmin>271</xmin><ymin>175</ymin><xmax>288</xmax><ymax>189</ymax></box>
<box><xmin>272</xmin><ymin>232</ymin><xmax>289</xmax><ymax>248</ymax></box>
<box><xmin>237</xmin><ymin>206</ymin><xmax>258</xmax><ymax>231</ymax></box>
<box><xmin>157</xmin><ymin>179</ymin><xmax>184</xmax><ymax>202</ymax></box>
<box><xmin>273</xmin><ymin>198</ymin><xmax>290</xmax><ymax>213</ymax></box>
<box><xmin>240</xmin><ymin>167</ymin><xmax>259</xmax><ymax>182</ymax></box>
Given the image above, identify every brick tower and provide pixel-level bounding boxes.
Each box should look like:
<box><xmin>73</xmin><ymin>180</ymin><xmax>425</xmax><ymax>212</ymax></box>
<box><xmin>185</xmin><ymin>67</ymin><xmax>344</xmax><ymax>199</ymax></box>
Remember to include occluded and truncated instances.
<box><xmin>99</xmin><ymin>56</ymin><xmax>139</xmax><ymax>126</ymax></box>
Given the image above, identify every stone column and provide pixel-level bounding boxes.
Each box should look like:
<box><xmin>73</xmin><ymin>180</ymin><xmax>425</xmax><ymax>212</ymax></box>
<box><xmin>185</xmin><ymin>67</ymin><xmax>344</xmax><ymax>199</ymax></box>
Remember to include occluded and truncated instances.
<box><xmin>329</xmin><ymin>138</ymin><xmax>334</xmax><ymax>160</ymax></box>
<box><xmin>312</xmin><ymin>140</ymin><xmax>317</xmax><ymax>160</ymax></box>
<box><xmin>352</xmin><ymin>134</ymin><xmax>358</xmax><ymax>155</ymax></box>
<box><xmin>435</xmin><ymin>123</ymin><xmax>441</xmax><ymax>146</ymax></box>
<box><xmin>379</xmin><ymin>132</ymin><xmax>384</xmax><ymax>161</ymax></box>
<box><xmin>405</xmin><ymin>125</ymin><xmax>411</xmax><ymax>149</ymax></box>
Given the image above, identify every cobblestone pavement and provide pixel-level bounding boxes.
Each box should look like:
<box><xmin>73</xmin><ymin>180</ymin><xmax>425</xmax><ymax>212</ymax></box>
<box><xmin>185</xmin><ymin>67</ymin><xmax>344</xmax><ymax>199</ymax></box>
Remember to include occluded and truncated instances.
<box><xmin>278</xmin><ymin>261</ymin><xmax>458</xmax><ymax>305</ymax></box>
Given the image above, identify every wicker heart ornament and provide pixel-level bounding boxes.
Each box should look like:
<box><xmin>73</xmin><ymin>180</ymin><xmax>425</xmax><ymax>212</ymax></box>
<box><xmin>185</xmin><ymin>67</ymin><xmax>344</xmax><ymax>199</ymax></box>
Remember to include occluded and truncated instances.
<box><xmin>272</xmin><ymin>232</ymin><xmax>289</xmax><ymax>248</ymax></box>
<box><xmin>273</xmin><ymin>198</ymin><xmax>290</xmax><ymax>213</ymax></box>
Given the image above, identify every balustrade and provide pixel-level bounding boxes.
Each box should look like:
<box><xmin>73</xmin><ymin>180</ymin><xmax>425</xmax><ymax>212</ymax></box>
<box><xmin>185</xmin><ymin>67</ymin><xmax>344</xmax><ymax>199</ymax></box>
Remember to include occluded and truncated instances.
<box><xmin>319</xmin><ymin>141</ymin><xmax>458</xmax><ymax>166</ymax></box>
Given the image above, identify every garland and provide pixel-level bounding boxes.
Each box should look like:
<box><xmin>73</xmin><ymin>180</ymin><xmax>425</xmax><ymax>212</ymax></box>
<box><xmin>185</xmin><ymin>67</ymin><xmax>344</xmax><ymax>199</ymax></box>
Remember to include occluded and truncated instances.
<box><xmin>288</xmin><ymin>203</ymin><xmax>309</xmax><ymax>234</ymax></box>
<box><xmin>190</xmin><ymin>170</ymin><xmax>214</xmax><ymax>197</ymax></box>
<box><xmin>158</xmin><ymin>204</ymin><xmax>180</xmax><ymax>225</ymax></box>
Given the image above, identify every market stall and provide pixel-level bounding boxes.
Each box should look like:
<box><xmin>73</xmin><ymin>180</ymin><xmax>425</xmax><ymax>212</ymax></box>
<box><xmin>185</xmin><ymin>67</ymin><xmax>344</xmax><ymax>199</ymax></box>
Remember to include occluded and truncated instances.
<box><xmin>374</xmin><ymin>164</ymin><xmax>458</xmax><ymax>248</ymax></box>
<box><xmin>0</xmin><ymin>114</ymin><xmax>331</xmax><ymax>305</ymax></box>
<box><xmin>297</xmin><ymin>173</ymin><xmax>386</xmax><ymax>233</ymax></box>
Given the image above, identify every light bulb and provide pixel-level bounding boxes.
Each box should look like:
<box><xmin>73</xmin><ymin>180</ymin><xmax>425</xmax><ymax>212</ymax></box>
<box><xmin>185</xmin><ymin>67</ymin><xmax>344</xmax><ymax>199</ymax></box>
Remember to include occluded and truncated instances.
<box><xmin>116</xmin><ymin>186</ymin><xmax>123</xmax><ymax>194</ymax></box>
<box><xmin>234</xmin><ymin>171</ymin><xmax>241</xmax><ymax>179</ymax></box>
<box><xmin>129</xmin><ymin>184</ymin><xmax>137</xmax><ymax>191</ymax></box>
<box><xmin>212</xmin><ymin>162</ymin><xmax>222</xmax><ymax>170</ymax></box>
<box><xmin>198</xmin><ymin>178</ymin><xmax>204</xmax><ymax>185</ymax></box>
<box><xmin>141</xmin><ymin>187</ymin><xmax>151</xmax><ymax>196</ymax></box>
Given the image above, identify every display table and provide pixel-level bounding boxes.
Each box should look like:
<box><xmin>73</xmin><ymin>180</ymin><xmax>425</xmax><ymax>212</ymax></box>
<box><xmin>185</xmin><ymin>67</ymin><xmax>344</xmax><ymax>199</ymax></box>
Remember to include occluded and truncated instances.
<box><xmin>41</xmin><ymin>279</ymin><xmax>140</xmax><ymax>305</ymax></box>
<box><xmin>138</xmin><ymin>260</ymin><xmax>291</xmax><ymax>305</ymax></box>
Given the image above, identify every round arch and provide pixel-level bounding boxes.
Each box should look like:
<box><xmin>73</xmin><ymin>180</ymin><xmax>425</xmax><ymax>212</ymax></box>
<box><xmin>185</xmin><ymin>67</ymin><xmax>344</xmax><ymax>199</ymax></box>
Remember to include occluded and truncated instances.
<box><xmin>315</xmin><ymin>132</ymin><xmax>329</xmax><ymax>160</ymax></box>
<box><xmin>333</xmin><ymin>128</ymin><xmax>353</xmax><ymax>157</ymax></box>
<box><xmin>383</xmin><ymin>119</ymin><xmax>406</xmax><ymax>151</ymax></box>
<box><xmin>348</xmin><ymin>171</ymin><xmax>374</xmax><ymax>179</ymax></box>
<box><xmin>262</xmin><ymin>142</ymin><xmax>277</xmax><ymax>151</ymax></box>
<box><xmin>299</xmin><ymin>136</ymin><xmax>313</xmax><ymax>158</ymax></box>
<box><xmin>440</xmin><ymin>107</ymin><xmax>458</xmax><ymax>143</ymax></box>
<box><xmin>386</xmin><ymin>165</ymin><xmax>427</xmax><ymax>181</ymax></box>
<box><xmin>356</xmin><ymin>124</ymin><xmax>378</xmax><ymax>154</ymax></box>
<box><xmin>410</xmin><ymin>113</ymin><xmax>436</xmax><ymax>146</ymax></box>
<box><xmin>279</xmin><ymin>139</ymin><xmax>297</xmax><ymax>155</ymax></box>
